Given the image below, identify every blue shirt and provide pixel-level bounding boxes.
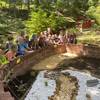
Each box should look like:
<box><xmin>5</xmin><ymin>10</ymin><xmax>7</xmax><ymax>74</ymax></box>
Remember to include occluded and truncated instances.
<box><xmin>17</xmin><ymin>42</ymin><xmax>28</xmax><ymax>55</ymax></box>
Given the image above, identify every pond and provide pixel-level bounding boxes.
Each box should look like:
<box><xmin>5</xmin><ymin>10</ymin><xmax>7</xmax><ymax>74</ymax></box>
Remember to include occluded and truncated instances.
<box><xmin>25</xmin><ymin>70</ymin><xmax>100</xmax><ymax>100</ymax></box>
<box><xmin>25</xmin><ymin>71</ymin><xmax>56</xmax><ymax>100</ymax></box>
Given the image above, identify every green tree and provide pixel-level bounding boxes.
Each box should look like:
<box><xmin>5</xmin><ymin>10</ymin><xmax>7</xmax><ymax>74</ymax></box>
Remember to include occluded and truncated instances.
<box><xmin>0</xmin><ymin>11</ymin><xmax>25</xmax><ymax>34</ymax></box>
<box><xmin>87</xmin><ymin>0</ymin><xmax>100</xmax><ymax>24</ymax></box>
<box><xmin>25</xmin><ymin>9</ymin><xmax>67</xmax><ymax>34</ymax></box>
<box><xmin>88</xmin><ymin>0</ymin><xmax>99</xmax><ymax>6</ymax></box>
<box><xmin>33</xmin><ymin>0</ymin><xmax>89</xmax><ymax>17</ymax></box>
<box><xmin>26</xmin><ymin>9</ymin><xmax>48</xmax><ymax>34</ymax></box>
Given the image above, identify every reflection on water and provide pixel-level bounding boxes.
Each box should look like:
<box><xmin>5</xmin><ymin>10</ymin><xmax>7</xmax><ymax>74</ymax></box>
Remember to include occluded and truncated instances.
<box><xmin>25</xmin><ymin>71</ymin><xmax>56</xmax><ymax>100</ymax></box>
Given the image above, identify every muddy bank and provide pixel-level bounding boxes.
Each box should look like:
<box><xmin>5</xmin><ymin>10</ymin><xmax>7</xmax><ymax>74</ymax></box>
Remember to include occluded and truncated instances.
<box><xmin>5</xmin><ymin>71</ymin><xmax>38</xmax><ymax>100</ymax></box>
<box><xmin>56</xmin><ymin>56</ymin><xmax>100</xmax><ymax>78</ymax></box>
<box><xmin>47</xmin><ymin>72</ymin><xmax>78</xmax><ymax>100</ymax></box>
<box><xmin>32</xmin><ymin>53</ymin><xmax>100</xmax><ymax>78</ymax></box>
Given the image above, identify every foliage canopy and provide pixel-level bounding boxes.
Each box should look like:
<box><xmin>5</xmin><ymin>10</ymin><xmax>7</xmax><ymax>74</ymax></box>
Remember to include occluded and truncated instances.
<box><xmin>0</xmin><ymin>0</ymin><xmax>100</xmax><ymax>36</ymax></box>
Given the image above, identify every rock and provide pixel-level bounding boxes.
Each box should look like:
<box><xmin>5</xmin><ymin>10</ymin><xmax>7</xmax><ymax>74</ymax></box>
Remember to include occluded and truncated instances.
<box><xmin>86</xmin><ymin>79</ymin><xmax>99</xmax><ymax>87</ymax></box>
<box><xmin>86</xmin><ymin>93</ymin><xmax>91</xmax><ymax>100</ymax></box>
<box><xmin>62</xmin><ymin>72</ymin><xmax>70</xmax><ymax>76</ymax></box>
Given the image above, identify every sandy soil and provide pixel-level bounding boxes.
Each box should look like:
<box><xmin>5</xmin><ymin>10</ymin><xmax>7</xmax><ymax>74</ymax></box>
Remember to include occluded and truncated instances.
<box><xmin>32</xmin><ymin>53</ymin><xmax>76</xmax><ymax>70</ymax></box>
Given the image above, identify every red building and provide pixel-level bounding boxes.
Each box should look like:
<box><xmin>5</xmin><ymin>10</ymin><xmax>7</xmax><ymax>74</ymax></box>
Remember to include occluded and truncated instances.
<box><xmin>77</xmin><ymin>16</ymin><xmax>95</xmax><ymax>29</ymax></box>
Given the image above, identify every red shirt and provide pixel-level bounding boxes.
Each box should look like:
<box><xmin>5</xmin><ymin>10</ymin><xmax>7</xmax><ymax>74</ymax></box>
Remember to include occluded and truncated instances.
<box><xmin>6</xmin><ymin>51</ymin><xmax>16</xmax><ymax>61</ymax></box>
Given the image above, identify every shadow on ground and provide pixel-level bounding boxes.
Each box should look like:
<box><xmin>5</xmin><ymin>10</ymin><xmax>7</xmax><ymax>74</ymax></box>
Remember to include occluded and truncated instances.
<box><xmin>56</xmin><ymin>57</ymin><xmax>100</xmax><ymax>78</ymax></box>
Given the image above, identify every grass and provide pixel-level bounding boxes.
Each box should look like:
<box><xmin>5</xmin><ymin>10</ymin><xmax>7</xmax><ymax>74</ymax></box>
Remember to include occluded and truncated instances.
<box><xmin>77</xmin><ymin>31</ymin><xmax>100</xmax><ymax>45</ymax></box>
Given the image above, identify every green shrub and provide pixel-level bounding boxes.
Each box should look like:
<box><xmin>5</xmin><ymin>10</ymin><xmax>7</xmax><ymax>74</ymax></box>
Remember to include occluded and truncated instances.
<box><xmin>25</xmin><ymin>9</ymin><xmax>67</xmax><ymax>35</ymax></box>
<box><xmin>86</xmin><ymin>5</ymin><xmax>100</xmax><ymax>25</ymax></box>
<box><xmin>0</xmin><ymin>55</ymin><xmax>8</xmax><ymax>66</ymax></box>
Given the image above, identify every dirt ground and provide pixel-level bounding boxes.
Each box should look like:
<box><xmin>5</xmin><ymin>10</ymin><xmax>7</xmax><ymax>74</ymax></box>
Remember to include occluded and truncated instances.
<box><xmin>57</xmin><ymin>55</ymin><xmax>100</xmax><ymax>78</ymax></box>
<box><xmin>32</xmin><ymin>53</ymin><xmax>100</xmax><ymax>78</ymax></box>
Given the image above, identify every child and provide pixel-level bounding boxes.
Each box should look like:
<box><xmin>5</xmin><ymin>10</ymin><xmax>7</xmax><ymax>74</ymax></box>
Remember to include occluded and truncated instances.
<box><xmin>5</xmin><ymin>45</ymin><xmax>17</xmax><ymax>62</ymax></box>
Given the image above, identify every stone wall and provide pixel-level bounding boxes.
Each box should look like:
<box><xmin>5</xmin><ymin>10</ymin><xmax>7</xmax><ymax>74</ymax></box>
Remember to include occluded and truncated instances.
<box><xmin>0</xmin><ymin>44</ymin><xmax>100</xmax><ymax>81</ymax></box>
<box><xmin>66</xmin><ymin>44</ymin><xmax>84</xmax><ymax>56</ymax></box>
<box><xmin>11</xmin><ymin>45</ymin><xmax>66</xmax><ymax>78</ymax></box>
<box><xmin>66</xmin><ymin>44</ymin><xmax>100</xmax><ymax>58</ymax></box>
<box><xmin>11</xmin><ymin>46</ymin><xmax>56</xmax><ymax>78</ymax></box>
<box><xmin>83</xmin><ymin>45</ymin><xmax>100</xmax><ymax>58</ymax></box>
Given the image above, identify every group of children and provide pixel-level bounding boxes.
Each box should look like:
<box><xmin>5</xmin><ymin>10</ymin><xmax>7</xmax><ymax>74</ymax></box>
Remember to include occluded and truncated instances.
<box><xmin>0</xmin><ymin>28</ymin><xmax>77</xmax><ymax>65</ymax></box>
<box><xmin>29</xmin><ymin>28</ymin><xmax>77</xmax><ymax>49</ymax></box>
